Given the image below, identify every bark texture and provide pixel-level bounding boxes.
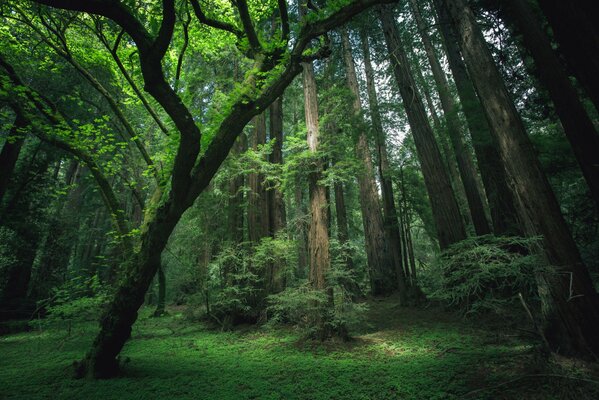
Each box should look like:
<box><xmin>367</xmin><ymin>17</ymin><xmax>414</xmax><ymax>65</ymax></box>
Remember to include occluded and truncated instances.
<box><xmin>442</xmin><ymin>0</ymin><xmax>599</xmax><ymax>359</ymax></box>
<box><xmin>433</xmin><ymin>0</ymin><xmax>520</xmax><ymax>235</ymax></box>
<box><xmin>380</xmin><ymin>6</ymin><xmax>466</xmax><ymax>249</ymax></box>
<box><xmin>341</xmin><ymin>27</ymin><xmax>396</xmax><ymax>295</ymax></box>
<box><xmin>409</xmin><ymin>0</ymin><xmax>490</xmax><ymax>236</ymax></box>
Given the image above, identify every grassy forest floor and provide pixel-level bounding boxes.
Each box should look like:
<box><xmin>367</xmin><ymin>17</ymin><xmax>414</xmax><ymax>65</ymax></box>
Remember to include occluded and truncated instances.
<box><xmin>1</xmin><ymin>297</ymin><xmax>599</xmax><ymax>400</ymax></box>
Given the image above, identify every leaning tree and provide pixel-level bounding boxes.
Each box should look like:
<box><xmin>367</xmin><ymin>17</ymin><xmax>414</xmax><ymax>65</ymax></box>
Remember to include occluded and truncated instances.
<box><xmin>20</xmin><ymin>0</ymin><xmax>397</xmax><ymax>378</ymax></box>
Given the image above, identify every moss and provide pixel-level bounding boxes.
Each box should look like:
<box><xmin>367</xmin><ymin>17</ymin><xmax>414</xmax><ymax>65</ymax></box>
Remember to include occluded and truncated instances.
<box><xmin>1</xmin><ymin>301</ymin><xmax>597</xmax><ymax>399</ymax></box>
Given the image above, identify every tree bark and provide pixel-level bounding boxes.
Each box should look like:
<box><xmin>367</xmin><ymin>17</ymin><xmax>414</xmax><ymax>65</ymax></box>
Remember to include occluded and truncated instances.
<box><xmin>228</xmin><ymin>134</ymin><xmax>247</xmax><ymax>244</ymax></box>
<box><xmin>302</xmin><ymin>59</ymin><xmax>330</xmax><ymax>291</ymax></box>
<box><xmin>442</xmin><ymin>0</ymin><xmax>599</xmax><ymax>359</ymax></box>
<box><xmin>409</xmin><ymin>0</ymin><xmax>490</xmax><ymax>236</ymax></box>
<box><xmin>379</xmin><ymin>7</ymin><xmax>466</xmax><ymax>249</ymax></box>
<box><xmin>247</xmin><ymin>113</ymin><xmax>269</xmax><ymax>244</ymax></box>
<box><xmin>502</xmin><ymin>0</ymin><xmax>599</xmax><ymax>211</ymax></box>
<box><xmin>359</xmin><ymin>28</ymin><xmax>408</xmax><ymax>301</ymax></box>
<box><xmin>433</xmin><ymin>0</ymin><xmax>521</xmax><ymax>235</ymax></box>
<box><xmin>268</xmin><ymin>97</ymin><xmax>287</xmax><ymax>236</ymax></box>
<box><xmin>267</xmin><ymin>96</ymin><xmax>287</xmax><ymax>293</ymax></box>
<box><xmin>341</xmin><ymin>27</ymin><xmax>396</xmax><ymax>295</ymax></box>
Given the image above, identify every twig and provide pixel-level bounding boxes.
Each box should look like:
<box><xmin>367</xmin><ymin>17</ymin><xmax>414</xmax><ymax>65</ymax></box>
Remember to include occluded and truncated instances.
<box><xmin>518</xmin><ymin>292</ymin><xmax>550</xmax><ymax>350</ymax></box>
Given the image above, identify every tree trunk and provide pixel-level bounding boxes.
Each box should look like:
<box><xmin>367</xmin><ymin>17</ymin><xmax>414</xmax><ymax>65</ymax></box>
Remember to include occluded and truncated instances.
<box><xmin>409</xmin><ymin>0</ymin><xmax>490</xmax><ymax>236</ymax></box>
<box><xmin>74</xmin><ymin>197</ymin><xmax>184</xmax><ymax>378</ymax></box>
<box><xmin>247</xmin><ymin>114</ymin><xmax>269</xmax><ymax>244</ymax></box>
<box><xmin>228</xmin><ymin>134</ymin><xmax>247</xmax><ymax>244</ymax></box>
<box><xmin>302</xmin><ymin>59</ymin><xmax>330</xmax><ymax>291</ymax></box>
<box><xmin>433</xmin><ymin>0</ymin><xmax>521</xmax><ymax>235</ymax></box>
<box><xmin>503</xmin><ymin>0</ymin><xmax>599</xmax><ymax>211</ymax></box>
<box><xmin>359</xmin><ymin>28</ymin><xmax>408</xmax><ymax>301</ymax></box>
<box><xmin>268</xmin><ymin>97</ymin><xmax>287</xmax><ymax>236</ymax></box>
<box><xmin>341</xmin><ymin>27</ymin><xmax>396</xmax><ymax>295</ymax></box>
<box><xmin>267</xmin><ymin>96</ymin><xmax>287</xmax><ymax>293</ymax></box>
<box><xmin>442</xmin><ymin>0</ymin><xmax>599</xmax><ymax>359</ymax></box>
<box><xmin>536</xmin><ymin>0</ymin><xmax>599</xmax><ymax>112</ymax></box>
<box><xmin>379</xmin><ymin>6</ymin><xmax>466</xmax><ymax>249</ymax></box>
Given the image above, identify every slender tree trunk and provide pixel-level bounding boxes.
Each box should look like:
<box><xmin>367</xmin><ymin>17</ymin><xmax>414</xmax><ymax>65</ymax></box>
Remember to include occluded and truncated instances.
<box><xmin>442</xmin><ymin>0</ymin><xmax>599</xmax><ymax>358</ymax></box>
<box><xmin>409</xmin><ymin>0</ymin><xmax>490</xmax><ymax>236</ymax></box>
<box><xmin>268</xmin><ymin>97</ymin><xmax>287</xmax><ymax>236</ymax></box>
<box><xmin>247</xmin><ymin>114</ymin><xmax>269</xmax><ymax>244</ymax></box>
<box><xmin>379</xmin><ymin>6</ymin><xmax>466</xmax><ymax>249</ymax></box>
<box><xmin>536</xmin><ymin>0</ymin><xmax>599</xmax><ymax>112</ymax></box>
<box><xmin>228</xmin><ymin>134</ymin><xmax>247</xmax><ymax>244</ymax></box>
<box><xmin>267</xmin><ymin>96</ymin><xmax>287</xmax><ymax>293</ymax></box>
<box><xmin>341</xmin><ymin>27</ymin><xmax>396</xmax><ymax>295</ymax></box>
<box><xmin>359</xmin><ymin>28</ymin><xmax>408</xmax><ymax>301</ymax></box>
<box><xmin>502</xmin><ymin>0</ymin><xmax>599</xmax><ymax>211</ymax></box>
<box><xmin>433</xmin><ymin>0</ymin><xmax>520</xmax><ymax>235</ymax></box>
<box><xmin>302</xmin><ymin>59</ymin><xmax>330</xmax><ymax>291</ymax></box>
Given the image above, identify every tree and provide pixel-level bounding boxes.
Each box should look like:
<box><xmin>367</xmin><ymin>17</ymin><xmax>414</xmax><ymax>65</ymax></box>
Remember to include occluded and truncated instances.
<box><xmin>440</xmin><ymin>0</ymin><xmax>599</xmax><ymax>358</ymax></box>
<box><xmin>379</xmin><ymin>5</ymin><xmax>466</xmax><ymax>249</ymax></box>
<box><xmin>432</xmin><ymin>0</ymin><xmax>520</xmax><ymax>235</ymax></box>
<box><xmin>408</xmin><ymin>0</ymin><xmax>490</xmax><ymax>236</ymax></box>
<box><xmin>340</xmin><ymin>26</ymin><xmax>397</xmax><ymax>296</ymax></box>
<box><xmin>28</xmin><ymin>0</ymin><xmax>395</xmax><ymax>378</ymax></box>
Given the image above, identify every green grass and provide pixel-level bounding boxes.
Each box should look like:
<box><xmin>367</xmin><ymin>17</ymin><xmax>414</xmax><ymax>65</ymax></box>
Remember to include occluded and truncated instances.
<box><xmin>1</xmin><ymin>299</ymin><xmax>598</xmax><ymax>399</ymax></box>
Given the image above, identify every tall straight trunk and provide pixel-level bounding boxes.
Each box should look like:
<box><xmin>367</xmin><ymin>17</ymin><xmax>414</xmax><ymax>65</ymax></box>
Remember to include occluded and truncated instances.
<box><xmin>0</xmin><ymin>113</ymin><xmax>27</xmax><ymax>204</ymax></box>
<box><xmin>228</xmin><ymin>134</ymin><xmax>247</xmax><ymax>244</ymax></box>
<box><xmin>409</xmin><ymin>0</ymin><xmax>490</xmax><ymax>236</ymax></box>
<box><xmin>536</xmin><ymin>0</ymin><xmax>599</xmax><ymax>112</ymax></box>
<box><xmin>359</xmin><ymin>29</ymin><xmax>408</xmax><ymax>301</ymax></box>
<box><xmin>442</xmin><ymin>0</ymin><xmax>599</xmax><ymax>358</ymax></box>
<box><xmin>433</xmin><ymin>0</ymin><xmax>520</xmax><ymax>235</ymax></box>
<box><xmin>503</xmin><ymin>0</ymin><xmax>599</xmax><ymax>211</ymax></box>
<box><xmin>379</xmin><ymin>7</ymin><xmax>466</xmax><ymax>249</ymax></box>
<box><xmin>247</xmin><ymin>114</ymin><xmax>269</xmax><ymax>244</ymax></box>
<box><xmin>340</xmin><ymin>27</ymin><xmax>396</xmax><ymax>295</ymax></box>
<box><xmin>409</xmin><ymin>49</ymin><xmax>469</xmax><ymax>224</ymax></box>
<box><xmin>268</xmin><ymin>97</ymin><xmax>287</xmax><ymax>235</ymax></box>
<box><xmin>302</xmin><ymin>60</ymin><xmax>330</xmax><ymax>291</ymax></box>
<box><xmin>267</xmin><ymin>97</ymin><xmax>287</xmax><ymax>293</ymax></box>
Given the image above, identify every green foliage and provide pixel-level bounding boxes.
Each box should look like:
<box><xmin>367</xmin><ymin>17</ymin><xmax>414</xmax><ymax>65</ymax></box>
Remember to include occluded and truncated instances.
<box><xmin>421</xmin><ymin>235</ymin><xmax>545</xmax><ymax>317</ymax></box>
<box><xmin>33</xmin><ymin>275</ymin><xmax>109</xmax><ymax>331</ymax></box>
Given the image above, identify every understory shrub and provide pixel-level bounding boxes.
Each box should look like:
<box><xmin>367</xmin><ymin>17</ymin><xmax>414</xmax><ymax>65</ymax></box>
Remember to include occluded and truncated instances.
<box><xmin>421</xmin><ymin>235</ymin><xmax>545</xmax><ymax>318</ymax></box>
<box><xmin>32</xmin><ymin>275</ymin><xmax>109</xmax><ymax>332</ymax></box>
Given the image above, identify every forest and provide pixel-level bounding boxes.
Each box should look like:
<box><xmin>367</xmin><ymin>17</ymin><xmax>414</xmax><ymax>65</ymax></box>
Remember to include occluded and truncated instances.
<box><xmin>1</xmin><ymin>0</ymin><xmax>599</xmax><ymax>398</ymax></box>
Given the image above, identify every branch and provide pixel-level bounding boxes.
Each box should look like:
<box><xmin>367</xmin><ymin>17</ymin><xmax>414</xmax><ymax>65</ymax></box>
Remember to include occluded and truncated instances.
<box><xmin>32</xmin><ymin>0</ymin><xmax>154</xmax><ymax>52</ymax></box>
<box><xmin>233</xmin><ymin>0</ymin><xmax>262</xmax><ymax>53</ymax></box>
<box><xmin>0</xmin><ymin>54</ymin><xmax>132</xmax><ymax>251</ymax></box>
<box><xmin>151</xmin><ymin>0</ymin><xmax>176</xmax><ymax>61</ymax></box>
<box><xmin>277</xmin><ymin>0</ymin><xmax>290</xmax><ymax>42</ymax></box>
<box><xmin>189</xmin><ymin>0</ymin><xmax>243</xmax><ymax>38</ymax></box>
<box><xmin>293</xmin><ymin>0</ymin><xmax>398</xmax><ymax>60</ymax></box>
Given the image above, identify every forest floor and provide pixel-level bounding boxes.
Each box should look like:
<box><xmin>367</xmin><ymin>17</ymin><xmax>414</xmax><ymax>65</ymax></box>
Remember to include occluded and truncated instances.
<box><xmin>1</xmin><ymin>297</ymin><xmax>599</xmax><ymax>400</ymax></box>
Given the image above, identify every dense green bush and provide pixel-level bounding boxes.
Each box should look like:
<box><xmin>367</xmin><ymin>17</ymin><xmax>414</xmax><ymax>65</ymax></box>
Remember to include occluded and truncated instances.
<box><xmin>421</xmin><ymin>235</ymin><xmax>545</xmax><ymax>317</ymax></box>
